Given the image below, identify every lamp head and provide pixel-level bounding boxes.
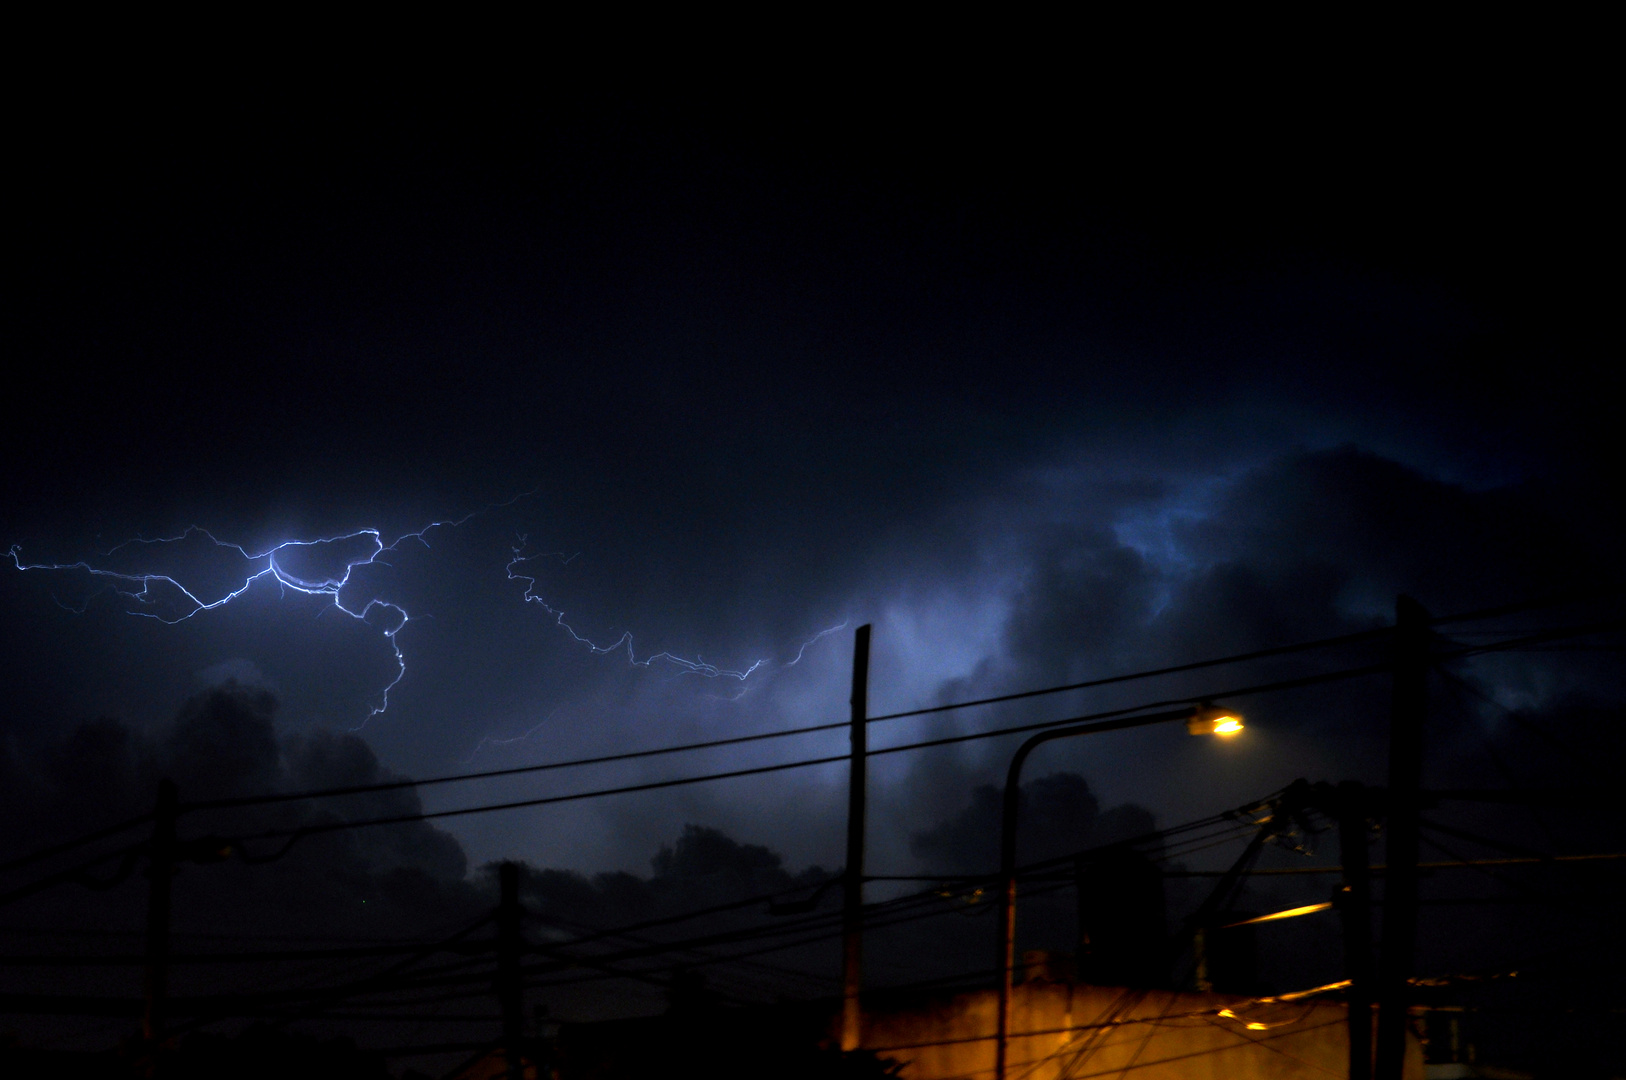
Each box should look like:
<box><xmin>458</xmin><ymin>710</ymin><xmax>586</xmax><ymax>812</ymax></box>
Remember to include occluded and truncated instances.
<box><xmin>1187</xmin><ymin>705</ymin><xmax>1244</xmax><ymax>737</ymax></box>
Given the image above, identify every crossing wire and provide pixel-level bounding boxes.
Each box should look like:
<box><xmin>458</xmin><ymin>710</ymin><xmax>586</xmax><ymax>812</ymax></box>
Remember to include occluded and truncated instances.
<box><xmin>1</xmin><ymin>597</ymin><xmax>1608</xmax><ymax>887</ymax></box>
<box><xmin>3</xmin><ymin>616</ymin><xmax>1616</xmax><ymax>912</ymax></box>
<box><xmin>178</xmin><ymin>588</ymin><xmax>1618</xmax><ymax>816</ymax></box>
<box><xmin>216</xmin><ymin>660</ymin><xmax>1405</xmax><ymax>864</ymax></box>
<box><xmin>180</xmin><ymin>623</ymin><xmax>1399</xmax><ymax>814</ymax></box>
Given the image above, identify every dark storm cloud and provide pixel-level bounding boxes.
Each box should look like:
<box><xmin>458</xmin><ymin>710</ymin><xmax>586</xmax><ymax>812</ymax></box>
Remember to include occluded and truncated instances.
<box><xmin>0</xmin><ymin>685</ymin><xmax>478</xmax><ymax>941</ymax></box>
<box><xmin>0</xmin><ymin>686</ymin><xmax>848</xmax><ymax>1028</ymax></box>
<box><xmin>909</xmin><ymin>772</ymin><xmax>1158</xmax><ymax>876</ymax></box>
<box><xmin>934</xmin><ymin>445</ymin><xmax>1617</xmax><ymax>709</ymax></box>
<box><xmin>2</xmin><ymin>60</ymin><xmax>1620</xmax><ymax>1072</ymax></box>
<box><xmin>6</xmin><ymin>683</ymin><xmax>1101</xmax><ymax>1036</ymax></box>
<box><xmin>836</xmin><ymin>443</ymin><xmax>1621</xmax><ymax>863</ymax></box>
<box><xmin>983</xmin><ymin>447</ymin><xmax>1610</xmax><ymax>688</ymax></box>
<box><xmin>3</xmin><ymin>436</ymin><xmax>1614</xmax><ymax>891</ymax></box>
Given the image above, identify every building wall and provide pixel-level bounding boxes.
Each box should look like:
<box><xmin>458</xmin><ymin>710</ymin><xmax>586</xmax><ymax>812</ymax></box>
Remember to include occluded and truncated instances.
<box><xmin>860</xmin><ymin>982</ymin><xmax>1422</xmax><ymax>1080</ymax></box>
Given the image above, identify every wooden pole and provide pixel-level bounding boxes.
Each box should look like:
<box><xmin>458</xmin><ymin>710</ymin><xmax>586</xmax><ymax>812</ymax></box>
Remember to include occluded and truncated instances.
<box><xmin>1375</xmin><ymin>596</ymin><xmax>1429</xmax><ymax>1079</ymax></box>
<box><xmin>1338</xmin><ymin>780</ymin><xmax>1374</xmax><ymax>1080</ymax></box>
<box><xmin>841</xmin><ymin>624</ymin><xmax>871</xmax><ymax>1053</ymax></box>
<box><xmin>142</xmin><ymin>780</ymin><xmax>179</xmax><ymax>1056</ymax></box>
<box><xmin>498</xmin><ymin>861</ymin><xmax>525</xmax><ymax>1080</ymax></box>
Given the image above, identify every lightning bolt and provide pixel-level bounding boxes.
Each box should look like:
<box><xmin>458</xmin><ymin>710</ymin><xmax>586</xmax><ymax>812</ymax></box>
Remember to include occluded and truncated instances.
<box><xmin>461</xmin><ymin>710</ymin><xmax>560</xmax><ymax>764</ymax></box>
<box><xmin>507</xmin><ymin>539</ymin><xmax>769</xmax><ymax>680</ymax></box>
<box><xmin>9</xmin><ymin>496</ymin><xmax>851</xmax><ymax>734</ymax></box>
<box><xmin>5</xmin><ymin>494</ymin><xmax>544</xmax><ymax>726</ymax></box>
<box><xmin>454</xmin><ymin>618</ymin><xmax>851</xmax><ymax>761</ymax></box>
<box><xmin>783</xmin><ymin>621</ymin><xmax>849</xmax><ymax>665</ymax></box>
<box><xmin>9</xmin><ymin>523</ymin><xmax>457</xmax><ymax>727</ymax></box>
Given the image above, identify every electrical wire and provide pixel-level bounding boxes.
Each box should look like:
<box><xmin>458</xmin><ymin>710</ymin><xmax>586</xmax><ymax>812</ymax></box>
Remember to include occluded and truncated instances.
<box><xmin>218</xmin><ymin>664</ymin><xmax>1385</xmax><ymax>859</ymax></box>
<box><xmin>0</xmin><ymin>810</ymin><xmax>153</xmax><ymax>876</ymax></box>
<box><xmin>496</xmin><ymin>811</ymin><xmax>1266</xmax><ymax>994</ymax></box>
<box><xmin>1437</xmin><ymin>665</ymin><xmax>1608</xmax><ymax>783</ymax></box>
<box><xmin>0</xmin><ymin>842</ymin><xmax>146</xmax><ymax>908</ymax></box>
<box><xmin>862</xmin><ymin>625</ymin><xmax>1393</xmax><ymax>724</ymax></box>
<box><xmin>208</xmin><ymin>619</ymin><xmax>1613</xmax><ymax>855</ymax></box>
<box><xmin>180</xmin><ymin>623</ymin><xmax>1400</xmax><ymax>814</ymax></box>
<box><xmin>8</xmin><ymin>600</ymin><xmax>1610</xmax><ymax>891</ymax></box>
<box><xmin>3</xmin><ymin>603</ymin><xmax>1618</xmax><ymax>1029</ymax></box>
<box><xmin>90</xmin><ymin>808</ymin><xmax>1264</xmax><ymax>1016</ymax></box>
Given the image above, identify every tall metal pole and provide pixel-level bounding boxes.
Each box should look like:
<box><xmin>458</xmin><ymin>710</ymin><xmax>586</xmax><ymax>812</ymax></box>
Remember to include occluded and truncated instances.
<box><xmin>994</xmin><ymin>707</ymin><xmax>1199</xmax><ymax>1080</ymax></box>
<box><xmin>142</xmin><ymin>779</ymin><xmax>179</xmax><ymax>1054</ymax></box>
<box><xmin>1337</xmin><ymin>780</ymin><xmax>1374</xmax><ymax>1080</ymax></box>
<box><xmin>841</xmin><ymin>623</ymin><xmax>872</xmax><ymax>1053</ymax></box>
<box><xmin>1375</xmin><ymin>596</ymin><xmax>1429</xmax><ymax>1080</ymax></box>
<box><xmin>497</xmin><ymin>861</ymin><xmax>525</xmax><ymax>1080</ymax></box>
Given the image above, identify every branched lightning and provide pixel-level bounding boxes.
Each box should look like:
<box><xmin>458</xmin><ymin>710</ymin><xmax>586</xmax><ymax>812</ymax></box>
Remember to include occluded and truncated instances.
<box><xmin>506</xmin><ymin>539</ymin><xmax>770</xmax><ymax>680</ymax></box>
<box><xmin>5</xmin><ymin>494</ymin><xmax>544</xmax><ymax>726</ymax></box>
<box><xmin>783</xmin><ymin>621</ymin><xmax>849</xmax><ymax>665</ymax></box>
<box><xmin>452</xmin><ymin>609</ymin><xmax>850</xmax><ymax>761</ymax></box>
<box><xmin>9</xmin><ymin>493</ymin><xmax>849</xmax><ymax>737</ymax></box>
<box><xmin>461</xmin><ymin>710</ymin><xmax>560</xmax><ymax>764</ymax></box>
<box><xmin>9</xmin><ymin>523</ymin><xmax>460</xmax><ymax>727</ymax></box>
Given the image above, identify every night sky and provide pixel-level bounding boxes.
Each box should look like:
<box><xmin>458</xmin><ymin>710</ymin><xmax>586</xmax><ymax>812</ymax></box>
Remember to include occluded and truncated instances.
<box><xmin>2</xmin><ymin>48</ymin><xmax>1620</xmax><ymax>1072</ymax></box>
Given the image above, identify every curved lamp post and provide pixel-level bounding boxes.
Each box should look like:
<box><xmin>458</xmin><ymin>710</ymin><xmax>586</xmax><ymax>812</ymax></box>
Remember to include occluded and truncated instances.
<box><xmin>993</xmin><ymin>704</ymin><xmax>1243</xmax><ymax>1080</ymax></box>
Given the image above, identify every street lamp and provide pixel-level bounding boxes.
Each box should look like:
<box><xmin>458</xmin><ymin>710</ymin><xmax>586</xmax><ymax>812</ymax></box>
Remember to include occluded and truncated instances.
<box><xmin>1187</xmin><ymin>704</ymin><xmax>1244</xmax><ymax>737</ymax></box>
<box><xmin>993</xmin><ymin>703</ymin><xmax>1244</xmax><ymax>1080</ymax></box>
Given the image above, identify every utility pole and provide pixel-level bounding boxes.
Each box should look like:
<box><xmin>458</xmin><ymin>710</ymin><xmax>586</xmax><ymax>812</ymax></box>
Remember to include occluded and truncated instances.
<box><xmin>142</xmin><ymin>779</ymin><xmax>179</xmax><ymax>1060</ymax></box>
<box><xmin>841</xmin><ymin>623</ymin><xmax>871</xmax><ymax>1053</ymax></box>
<box><xmin>1376</xmin><ymin>596</ymin><xmax>1429</xmax><ymax>1080</ymax></box>
<box><xmin>497</xmin><ymin>861</ymin><xmax>526</xmax><ymax>1080</ymax></box>
<box><xmin>1337</xmin><ymin>780</ymin><xmax>1374</xmax><ymax>1080</ymax></box>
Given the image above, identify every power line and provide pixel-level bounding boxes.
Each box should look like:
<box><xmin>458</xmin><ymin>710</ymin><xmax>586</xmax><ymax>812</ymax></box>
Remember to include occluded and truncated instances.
<box><xmin>1426</xmin><ymin>587</ymin><xmax>1626</xmax><ymax>628</ymax></box>
<box><xmin>0</xmin><ymin>940</ymin><xmax>498</xmax><ymax>967</ymax></box>
<box><xmin>1</xmin><ymin>663</ymin><xmax>1367</xmax><ymax>909</ymax></box>
<box><xmin>184</xmin><ymin>608</ymin><xmax>1618</xmax><ymax>819</ymax></box>
<box><xmin>4</xmin><ymin>596</ymin><xmax>1605</xmax><ymax>884</ymax></box>
<box><xmin>1161</xmin><ymin>852</ymin><xmax>1626</xmax><ymax>876</ymax></box>
<box><xmin>221</xmin><ymin>664</ymin><xmax>1383</xmax><ymax>857</ymax></box>
<box><xmin>180</xmin><ymin>623</ymin><xmax>1396</xmax><ymax>815</ymax></box>
<box><xmin>863</xmin><ymin>625</ymin><xmax>1394</xmax><ymax>723</ymax></box>
<box><xmin>4</xmin><ymin>616</ymin><xmax>1612</xmax><ymax>915</ymax></box>
<box><xmin>1437</xmin><ymin>666</ymin><xmax>1607</xmax><ymax>783</ymax></box>
<box><xmin>531</xmin><ymin>907</ymin><xmax>833</xmax><ymax>991</ymax></box>
<box><xmin>425</xmin><ymin>808</ymin><xmax>1271</xmax><ymax>994</ymax></box>
<box><xmin>183</xmin><ymin>721</ymin><xmax>854</xmax><ymax>813</ymax></box>
<box><xmin>17</xmin><ymin>808</ymin><xmax>1613</xmax><ymax>1044</ymax></box>
<box><xmin>513</xmin><ymin>878</ymin><xmax>1090</xmax><ymax>1000</ymax></box>
<box><xmin>0</xmin><ymin>810</ymin><xmax>152</xmax><ymax>876</ymax></box>
<box><xmin>0</xmin><ymin>843</ymin><xmax>146</xmax><ymax>908</ymax></box>
<box><xmin>54</xmin><ymin>804</ymin><xmax>1555</xmax><ymax>1035</ymax></box>
<box><xmin>1452</xmin><ymin>619</ymin><xmax>1623</xmax><ymax>658</ymax></box>
<box><xmin>0</xmin><ymin>804</ymin><xmax>1265</xmax><ymax>999</ymax></box>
